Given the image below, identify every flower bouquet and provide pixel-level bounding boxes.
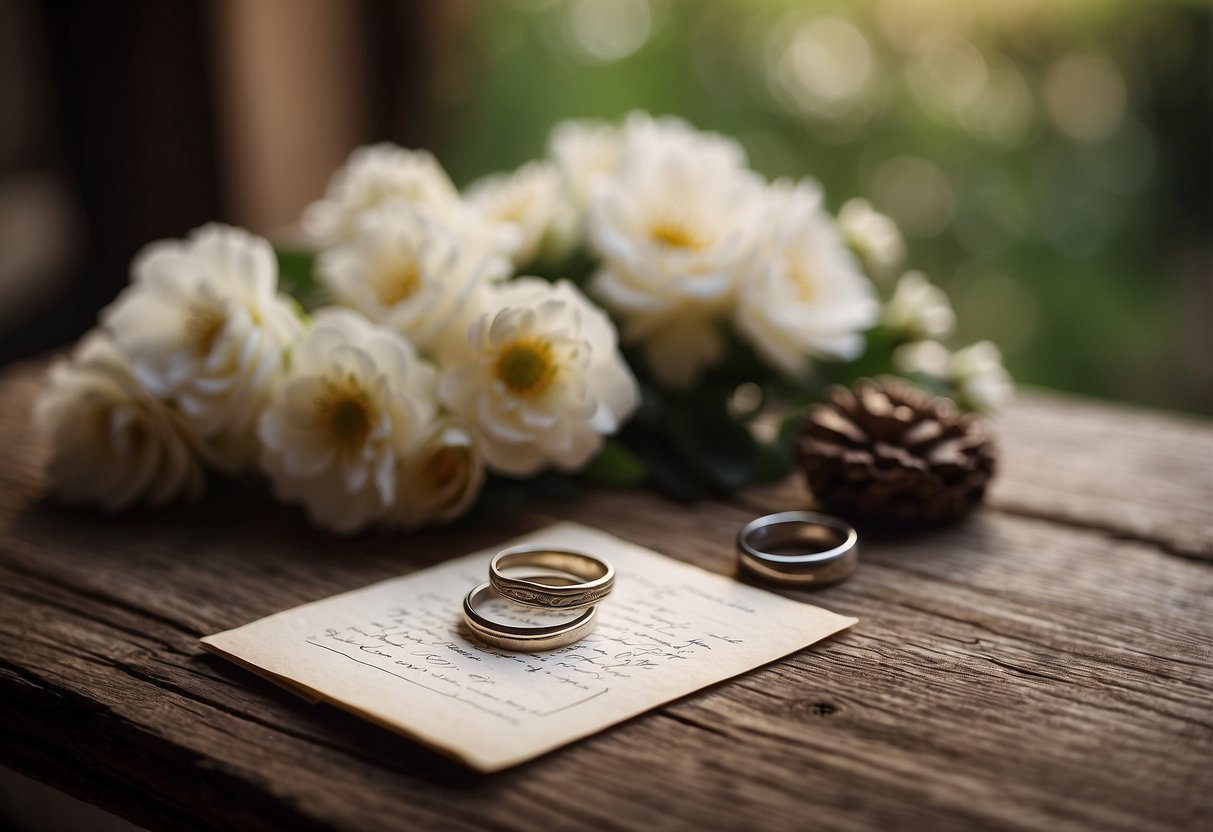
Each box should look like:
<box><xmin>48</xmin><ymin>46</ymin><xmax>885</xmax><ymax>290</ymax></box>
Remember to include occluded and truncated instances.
<box><xmin>34</xmin><ymin>113</ymin><xmax>1012</xmax><ymax>533</ymax></box>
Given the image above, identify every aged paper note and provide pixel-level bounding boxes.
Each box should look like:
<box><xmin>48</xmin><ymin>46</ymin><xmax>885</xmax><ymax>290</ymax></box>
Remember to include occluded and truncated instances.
<box><xmin>201</xmin><ymin>521</ymin><xmax>857</xmax><ymax>771</ymax></box>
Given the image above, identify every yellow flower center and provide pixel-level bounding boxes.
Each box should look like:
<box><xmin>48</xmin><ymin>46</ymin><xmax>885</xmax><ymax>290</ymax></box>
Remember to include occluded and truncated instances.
<box><xmin>495</xmin><ymin>193</ymin><xmax>532</xmax><ymax>224</ymax></box>
<box><xmin>374</xmin><ymin>261</ymin><xmax>421</xmax><ymax>307</ymax></box>
<box><xmin>316</xmin><ymin>381</ymin><xmax>373</xmax><ymax>449</ymax></box>
<box><xmin>493</xmin><ymin>339</ymin><xmax>557</xmax><ymax>397</ymax></box>
<box><xmin>185</xmin><ymin>303</ymin><xmax>227</xmax><ymax>356</ymax></box>
<box><xmin>650</xmin><ymin>217</ymin><xmax>707</xmax><ymax>251</ymax></box>
<box><xmin>788</xmin><ymin>260</ymin><xmax>816</xmax><ymax>302</ymax></box>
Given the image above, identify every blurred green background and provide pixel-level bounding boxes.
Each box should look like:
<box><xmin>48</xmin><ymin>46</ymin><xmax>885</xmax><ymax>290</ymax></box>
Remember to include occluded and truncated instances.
<box><xmin>438</xmin><ymin>0</ymin><xmax>1212</xmax><ymax>415</ymax></box>
<box><xmin>2</xmin><ymin>0</ymin><xmax>1207</xmax><ymax>415</ymax></box>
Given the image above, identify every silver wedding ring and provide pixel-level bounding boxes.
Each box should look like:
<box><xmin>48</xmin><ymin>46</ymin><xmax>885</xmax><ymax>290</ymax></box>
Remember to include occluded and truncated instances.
<box><xmin>737</xmin><ymin>511</ymin><xmax>858</xmax><ymax>587</ymax></box>
<box><xmin>489</xmin><ymin>546</ymin><xmax>615</xmax><ymax>610</ymax></box>
<box><xmin>462</xmin><ymin>573</ymin><xmax>600</xmax><ymax>652</ymax></box>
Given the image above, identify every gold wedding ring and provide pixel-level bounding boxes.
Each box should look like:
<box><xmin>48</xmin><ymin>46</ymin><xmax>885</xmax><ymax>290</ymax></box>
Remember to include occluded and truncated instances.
<box><xmin>462</xmin><ymin>573</ymin><xmax>599</xmax><ymax>652</ymax></box>
<box><xmin>489</xmin><ymin>546</ymin><xmax>615</xmax><ymax>610</ymax></box>
<box><xmin>737</xmin><ymin>511</ymin><xmax>858</xmax><ymax>587</ymax></box>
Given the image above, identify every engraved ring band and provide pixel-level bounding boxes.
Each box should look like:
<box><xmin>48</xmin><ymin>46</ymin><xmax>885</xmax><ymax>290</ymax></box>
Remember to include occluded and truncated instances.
<box><xmin>737</xmin><ymin>511</ymin><xmax>858</xmax><ymax>587</ymax></box>
<box><xmin>489</xmin><ymin>546</ymin><xmax>615</xmax><ymax>611</ymax></box>
<box><xmin>463</xmin><ymin>574</ymin><xmax>599</xmax><ymax>652</ymax></box>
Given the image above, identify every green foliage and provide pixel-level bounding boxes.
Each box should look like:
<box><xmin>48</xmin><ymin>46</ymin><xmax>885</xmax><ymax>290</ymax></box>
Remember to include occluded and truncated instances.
<box><xmin>582</xmin><ymin>439</ymin><xmax>648</xmax><ymax>487</ymax></box>
<box><xmin>275</xmin><ymin>249</ymin><xmax>321</xmax><ymax>308</ymax></box>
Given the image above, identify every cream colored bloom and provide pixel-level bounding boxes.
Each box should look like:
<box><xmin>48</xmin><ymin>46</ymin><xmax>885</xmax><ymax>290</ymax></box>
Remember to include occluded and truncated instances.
<box><xmin>317</xmin><ymin>200</ymin><xmax>509</xmax><ymax>356</ymax></box>
<box><xmin>34</xmin><ymin>332</ymin><xmax>206</xmax><ymax>512</ymax></box>
<box><xmin>588</xmin><ymin>113</ymin><xmax>766</xmax><ymax>387</ymax></box>
<box><xmin>883</xmin><ymin>270</ymin><xmax>955</xmax><ymax>341</ymax></box>
<box><xmin>894</xmin><ymin>339</ymin><xmax>1014</xmax><ymax>413</ymax></box>
<box><xmin>441</xmin><ymin>278</ymin><xmax>639</xmax><ymax>476</ymax></box>
<box><xmin>465</xmin><ymin>161</ymin><xmax>566</xmax><ymax>267</ymax></box>
<box><xmin>258</xmin><ymin>308</ymin><xmax>438</xmax><ymax>533</ymax></box>
<box><xmin>548</xmin><ymin>118</ymin><xmax>621</xmax><ymax>213</ymax></box>
<box><xmin>304</xmin><ymin>142</ymin><xmax>520</xmax><ymax>262</ymax></box>
<box><xmin>838</xmin><ymin>198</ymin><xmax>905</xmax><ymax>280</ymax></box>
<box><xmin>101</xmin><ymin>224</ymin><xmax>302</xmax><ymax>471</ymax></box>
<box><xmin>893</xmin><ymin>339</ymin><xmax>952</xmax><ymax>377</ymax></box>
<box><xmin>949</xmin><ymin>341</ymin><xmax>1014</xmax><ymax>413</ymax></box>
<box><xmin>302</xmin><ymin>143</ymin><xmax>463</xmax><ymax>246</ymax></box>
<box><xmin>735</xmin><ymin>181</ymin><xmax>878</xmax><ymax>377</ymax></box>
<box><xmin>389</xmin><ymin>418</ymin><xmax>485</xmax><ymax>528</ymax></box>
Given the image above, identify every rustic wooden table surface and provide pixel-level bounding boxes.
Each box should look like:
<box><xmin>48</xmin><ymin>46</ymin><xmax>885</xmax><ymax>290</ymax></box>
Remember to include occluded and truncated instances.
<box><xmin>0</xmin><ymin>357</ymin><xmax>1210</xmax><ymax>832</ymax></box>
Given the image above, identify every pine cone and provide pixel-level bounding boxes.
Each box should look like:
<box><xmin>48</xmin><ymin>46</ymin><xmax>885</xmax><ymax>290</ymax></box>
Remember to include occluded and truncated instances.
<box><xmin>796</xmin><ymin>377</ymin><xmax>997</xmax><ymax>528</ymax></box>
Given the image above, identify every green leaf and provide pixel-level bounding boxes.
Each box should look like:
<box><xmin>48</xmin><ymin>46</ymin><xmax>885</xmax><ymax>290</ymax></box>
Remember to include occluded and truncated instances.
<box><xmin>582</xmin><ymin>439</ymin><xmax>648</xmax><ymax>487</ymax></box>
<box><xmin>276</xmin><ymin>249</ymin><xmax>318</xmax><ymax>299</ymax></box>
<box><xmin>819</xmin><ymin>324</ymin><xmax>897</xmax><ymax>387</ymax></box>
<box><xmin>524</xmin><ymin>246</ymin><xmax>597</xmax><ymax>286</ymax></box>
<box><xmin>622</xmin><ymin>431</ymin><xmax>706</xmax><ymax>503</ymax></box>
<box><xmin>665</xmin><ymin>389</ymin><xmax>760</xmax><ymax>492</ymax></box>
<box><xmin>639</xmin><ymin>446</ymin><xmax>707</xmax><ymax>503</ymax></box>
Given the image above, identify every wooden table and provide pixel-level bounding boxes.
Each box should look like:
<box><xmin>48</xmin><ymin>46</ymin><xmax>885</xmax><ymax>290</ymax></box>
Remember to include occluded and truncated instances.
<box><xmin>1</xmin><ymin>357</ymin><xmax>1210</xmax><ymax>832</ymax></box>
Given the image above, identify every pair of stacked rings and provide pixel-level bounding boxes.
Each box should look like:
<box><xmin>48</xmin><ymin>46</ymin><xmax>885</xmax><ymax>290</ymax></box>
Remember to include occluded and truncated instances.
<box><xmin>462</xmin><ymin>546</ymin><xmax>615</xmax><ymax>651</ymax></box>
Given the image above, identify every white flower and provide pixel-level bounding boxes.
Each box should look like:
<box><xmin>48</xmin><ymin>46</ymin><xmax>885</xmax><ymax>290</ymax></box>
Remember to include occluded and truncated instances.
<box><xmin>893</xmin><ymin>339</ymin><xmax>952</xmax><ymax>377</ymax></box>
<box><xmin>389</xmin><ymin>418</ymin><xmax>485</xmax><ymax>528</ymax></box>
<box><xmin>548</xmin><ymin>118</ymin><xmax>621</xmax><ymax>214</ymax></box>
<box><xmin>317</xmin><ymin>200</ymin><xmax>509</xmax><ymax>356</ymax></box>
<box><xmin>465</xmin><ymin>161</ymin><xmax>566</xmax><ymax>267</ymax></box>
<box><xmin>101</xmin><ymin>224</ymin><xmax>302</xmax><ymax>471</ymax></box>
<box><xmin>441</xmin><ymin>278</ymin><xmax>639</xmax><ymax>476</ymax></box>
<box><xmin>617</xmin><ymin>111</ymin><xmax>749</xmax><ymax>170</ymax></box>
<box><xmin>838</xmin><ymin>198</ymin><xmax>905</xmax><ymax>280</ymax></box>
<box><xmin>587</xmin><ymin>113</ymin><xmax>767</xmax><ymax>387</ymax></box>
<box><xmin>258</xmin><ymin>308</ymin><xmax>438</xmax><ymax>533</ymax></box>
<box><xmin>304</xmin><ymin>142</ymin><xmax>521</xmax><ymax>262</ymax></box>
<box><xmin>949</xmin><ymin>341</ymin><xmax>1014</xmax><ymax>413</ymax></box>
<box><xmin>893</xmin><ymin>339</ymin><xmax>1014</xmax><ymax>413</ymax></box>
<box><xmin>33</xmin><ymin>332</ymin><xmax>206</xmax><ymax>512</ymax></box>
<box><xmin>302</xmin><ymin>143</ymin><xmax>462</xmax><ymax>246</ymax></box>
<box><xmin>735</xmin><ymin>181</ymin><xmax>879</xmax><ymax>378</ymax></box>
<box><xmin>883</xmin><ymin>270</ymin><xmax>955</xmax><ymax>341</ymax></box>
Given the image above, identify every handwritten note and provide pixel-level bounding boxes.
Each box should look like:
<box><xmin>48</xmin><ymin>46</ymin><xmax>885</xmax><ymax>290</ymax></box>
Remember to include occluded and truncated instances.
<box><xmin>201</xmin><ymin>522</ymin><xmax>857</xmax><ymax>771</ymax></box>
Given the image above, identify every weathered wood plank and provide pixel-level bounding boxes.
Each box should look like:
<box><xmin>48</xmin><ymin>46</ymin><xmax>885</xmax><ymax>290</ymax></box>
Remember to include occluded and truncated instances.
<box><xmin>743</xmin><ymin>389</ymin><xmax>1213</xmax><ymax>560</ymax></box>
<box><xmin>1</xmin><ymin>357</ymin><xmax>1211</xmax><ymax>832</ymax></box>
<box><xmin>991</xmin><ymin>392</ymin><xmax>1213</xmax><ymax>559</ymax></box>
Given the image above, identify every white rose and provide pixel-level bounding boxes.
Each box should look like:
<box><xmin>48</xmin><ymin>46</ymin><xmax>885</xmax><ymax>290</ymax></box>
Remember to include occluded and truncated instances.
<box><xmin>587</xmin><ymin>113</ymin><xmax>767</xmax><ymax>387</ymax></box>
<box><xmin>548</xmin><ymin>118</ymin><xmax>621</xmax><ymax>213</ymax></box>
<box><xmin>101</xmin><ymin>224</ymin><xmax>302</xmax><ymax>471</ymax></box>
<box><xmin>389</xmin><ymin>418</ymin><xmax>485</xmax><ymax>529</ymax></box>
<box><xmin>33</xmin><ymin>332</ymin><xmax>206</xmax><ymax>512</ymax></box>
<box><xmin>303</xmin><ymin>142</ymin><xmax>521</xmax><ymax>261</ymax></box>
<box><xmin>258</xmin><ymin>308</ymin><xmax>438</xmax><ymax>533</ymax></box>
<box><xmin>883</xmin><ymin>270</ymin><xmax>956</xmax><ymax>341</ymax></box>
<box><xmin>465</xmin><ymin>161</ymin><xmax>566</xmax><ymax>267</ymax></box>
<box><xmin>316</xmin><ymin>200</ymin><xmax>509</xmax><ymax>356</ymax></box>
<box><xmin>302</xmin><ymin>143</ymin><xmax>463</xmax><ymax>246</ymax></box>
<box><xmin>617</xmin><ymin>111</ymin><xmax>749</xmax><ymax>170</ymax></box>
<box><xmin>838</xmin><ymin>198</ymin><xmax>905</xmax><ymax>280</ymax></box>
<box><xmin>949</xmin><ymin>341</ymin><xmax>1014</xmax><ymax>413</ymax></box>
<box><xmin>441</xmin><ymin>278</ymin><xmax>639</xmax><ymax>476</ymax></box>
<box><xmin>735</xmin><ymin>180</ymin><xmax>879</xmax><ymax>377</ymax></box>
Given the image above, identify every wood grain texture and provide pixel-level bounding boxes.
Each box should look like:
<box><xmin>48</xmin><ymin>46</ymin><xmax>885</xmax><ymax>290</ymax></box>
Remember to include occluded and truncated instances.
<box><xmin>744</xmin><ymin>389</ymin><xmax>1213</xmax><ymax>560</ymax></box>
<box><xmin>1</xmin><ymin>357</ymin><xmax>1210</xmax><ymax>832</ymax></box>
